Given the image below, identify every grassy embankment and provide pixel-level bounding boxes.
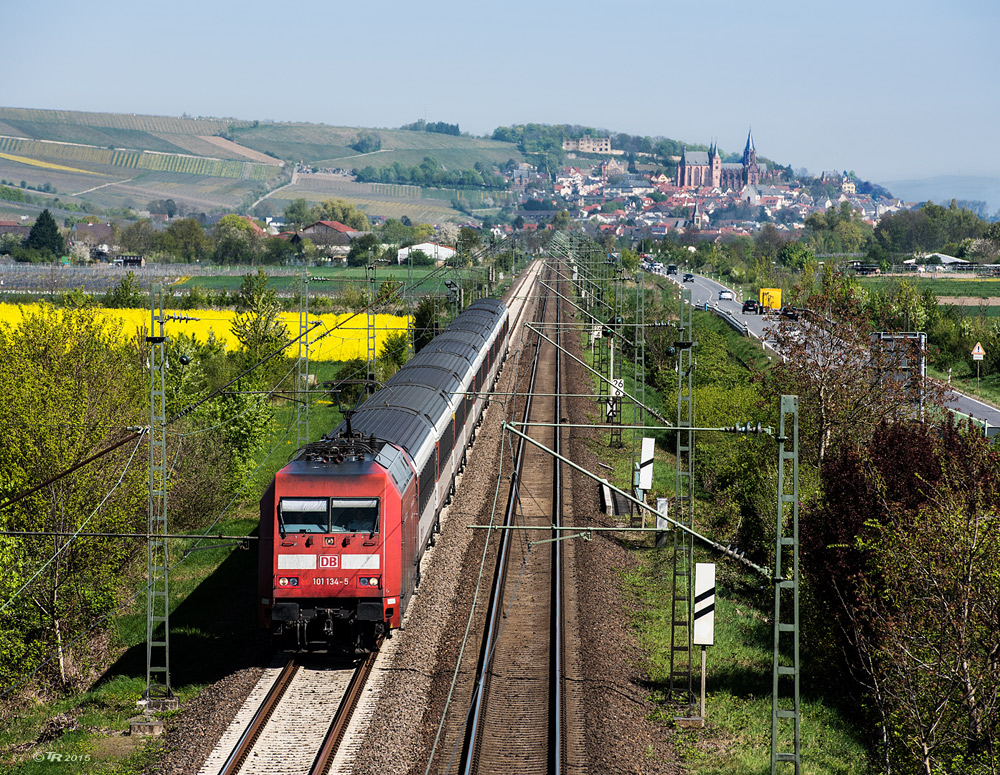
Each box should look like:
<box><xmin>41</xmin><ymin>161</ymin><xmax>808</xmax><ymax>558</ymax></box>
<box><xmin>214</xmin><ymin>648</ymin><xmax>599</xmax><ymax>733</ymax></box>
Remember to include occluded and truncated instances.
<box><xmin>580</xmin><ymin>303</ymin><xmax>872</xmax><ymax>773</ymax></box>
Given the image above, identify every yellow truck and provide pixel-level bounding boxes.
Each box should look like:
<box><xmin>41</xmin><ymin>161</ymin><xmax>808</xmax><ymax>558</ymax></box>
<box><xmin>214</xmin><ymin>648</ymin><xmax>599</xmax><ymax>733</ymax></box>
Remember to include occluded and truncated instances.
<box><xmin>759</xmin><ymin>288</ymin><xmax>782</xmax><ymax>311</ymax></box>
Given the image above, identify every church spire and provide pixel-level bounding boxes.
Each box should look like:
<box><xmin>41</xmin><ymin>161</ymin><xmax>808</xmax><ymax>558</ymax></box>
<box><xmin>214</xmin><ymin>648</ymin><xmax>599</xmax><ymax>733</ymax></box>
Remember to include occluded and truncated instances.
<box><xmin>744</xmin><ymin>127</ymin><xmax>755</xmax><ymax>154</ymax></box>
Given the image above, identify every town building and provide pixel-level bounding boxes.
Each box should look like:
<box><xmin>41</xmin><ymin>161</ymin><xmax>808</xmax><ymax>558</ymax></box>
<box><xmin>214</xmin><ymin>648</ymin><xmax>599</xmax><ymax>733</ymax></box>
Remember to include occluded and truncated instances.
<box><xmin>562</xmin><ymin>136</ymin><xmax>613</xmax><ymax>154</ymax></box>
<box><xmin>676</xmin><ymin>129</ymin><xmax>767</xmax><ymax>189</ymax></box>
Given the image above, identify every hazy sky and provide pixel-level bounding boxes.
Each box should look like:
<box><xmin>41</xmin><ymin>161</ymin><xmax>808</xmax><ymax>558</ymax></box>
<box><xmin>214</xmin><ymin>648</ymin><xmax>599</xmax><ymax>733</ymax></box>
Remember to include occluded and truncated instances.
<box><xmin>6</xmin><ymin>0</ymin><xmax>996</xmax><ymax>183</ymax></box>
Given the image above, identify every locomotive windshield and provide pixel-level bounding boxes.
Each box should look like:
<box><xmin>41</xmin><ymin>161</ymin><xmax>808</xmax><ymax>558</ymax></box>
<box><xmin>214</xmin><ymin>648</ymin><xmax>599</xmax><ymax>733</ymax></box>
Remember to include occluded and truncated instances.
<box><xmin>279</xmin><ymin>498</ymin><xmax>329</xmax><ymax>533</ymax></box>
<box><xmin>277</xmin><ymin>497</ymin><xmax>379</xmax><ymax>534</ymax></box>
<box><xmin>330</xmin><ymin>498</ymin><xmax>379</xmax><ymax>534</ymax></box>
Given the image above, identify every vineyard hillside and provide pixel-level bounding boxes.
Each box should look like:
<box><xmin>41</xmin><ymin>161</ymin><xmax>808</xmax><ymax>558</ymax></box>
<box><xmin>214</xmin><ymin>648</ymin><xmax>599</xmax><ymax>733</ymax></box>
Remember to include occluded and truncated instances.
<box><xmin>0</xmin><ymin>107</ymin><xmax>523</xmax><ymax>222</ymax></box>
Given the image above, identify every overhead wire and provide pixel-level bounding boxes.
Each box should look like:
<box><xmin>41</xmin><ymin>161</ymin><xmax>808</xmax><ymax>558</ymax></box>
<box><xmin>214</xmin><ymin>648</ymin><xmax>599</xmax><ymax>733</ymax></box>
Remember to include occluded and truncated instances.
<box><xmin>0</xmin><ymin>430</ymin><xmax>147</xmax><ymax>614</ymax></box>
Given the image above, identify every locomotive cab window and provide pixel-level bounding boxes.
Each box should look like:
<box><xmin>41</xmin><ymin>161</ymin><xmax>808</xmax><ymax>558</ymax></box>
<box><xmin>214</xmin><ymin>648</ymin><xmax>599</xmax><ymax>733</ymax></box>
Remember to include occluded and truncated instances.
<box><xmin>330</xmin><ymin>498</ymin><xmax>379</xmax><ymax>534</ymax></box>
<box><xmin>279</xmin><ymin>498</ymin><xmax>329</xmax><ymax>533</ymax></box>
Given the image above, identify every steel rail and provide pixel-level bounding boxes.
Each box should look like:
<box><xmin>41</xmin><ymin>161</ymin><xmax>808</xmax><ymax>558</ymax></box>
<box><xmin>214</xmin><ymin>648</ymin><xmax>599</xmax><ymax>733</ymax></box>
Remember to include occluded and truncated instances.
<box><xmin>216</xmin><ymin>658</ymin><xmax>299</xmax><ymax>775</ymax></box>
<box><xmin>550</xmin><ymin>286</ymin><xmax>563</xmax><ymax>775</ymax></box>
<box><xmin>308</xmin><ymin>642</ymin><xmax>382</xmax><ymax>775</ymax></box>
<box><xmin>459</xmin><ymin>267</ymin><xmax>550</xmax><ymax>775</ymax></box>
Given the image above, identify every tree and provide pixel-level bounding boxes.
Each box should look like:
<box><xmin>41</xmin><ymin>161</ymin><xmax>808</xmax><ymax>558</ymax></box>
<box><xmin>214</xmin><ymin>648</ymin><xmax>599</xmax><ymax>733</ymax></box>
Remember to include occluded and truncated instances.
<box><xmin>351</xmin><ymin>130</ymin><xmax>382</xmax><ymax>154</ymax></box>
<box><xmin>408</xmin><ymin>249</ymin><xmax>434</xmax><ymax>266</ymax></box>
<box><xmin>25</xmin><ymin>209</ymin><xmax>64</xmax><ymax>257</ymax></box>
<box><xmin>346</xmin><ymin>232</ymin><xmax>381</xmax><ymax>267</ymax></box>
<box><xmin>231</xmin><ymin>269</ymin><xmax>289</xmax><ymax>377</ymax></box>
<box><xmin>213</xmin><ymin>214</ymin><xmax>263</xmax><ymax>264</ymax></box>
<box><xmin>103</xmin><ymin>271</ymin><xmax>146</xmax><ymax>308</ymax></box>
<box><xmin>765</xmin><ymin>279</ymin><xmax>944</xmax><ymax>465</ymax></box>
<box><xmin>804</xmin><ymin>420</ymin><xmax>1000</xmax><ymax>774</ymax></box>
<box><xmin>119</xmin><ymin>219</ymin><xmax>157</xmax><ymax>254</ymax></box>
<box><xmin>311</xmin><ymin>199</ymin><xmax>369</xmax><ymax>230</ymax></box>
<box><xmin>0</xmin><ymin>304</ymin><xmax>146</xmax><ymax>688</ymax></box>
<box><xmin>552</xmin><ymin>209</ymin><xmax>572</xmax><ymax>230</ymax></box>
<box><xmin>159</xmin><ymin>217</ymin><xmax>211</xmax><ymax>262</ymax></box>
<box><xmin>457</xmin><ymin>226</ymin><xmax>481</xmax><ymax>261</ymax></box>
<box><xmin>284</xmin><ymin>198</ymin><xmax>312</xmax><ymax>229</ymax></box>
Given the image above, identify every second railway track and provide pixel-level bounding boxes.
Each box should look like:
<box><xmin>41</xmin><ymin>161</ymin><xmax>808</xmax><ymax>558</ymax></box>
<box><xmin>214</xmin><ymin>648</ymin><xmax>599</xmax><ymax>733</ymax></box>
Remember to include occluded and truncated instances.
<box><xmin>455</xmin><ymin>260</ymin><xmax>586</xmax><ymax>775</ymax></box>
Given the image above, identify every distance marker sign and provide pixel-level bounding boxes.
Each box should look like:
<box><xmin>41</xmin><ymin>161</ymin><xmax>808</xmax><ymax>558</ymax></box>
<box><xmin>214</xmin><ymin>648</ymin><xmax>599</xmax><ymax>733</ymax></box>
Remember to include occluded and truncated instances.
<box><xmin>693</xmin><ymin>563</ymin><xmax>716</xmax><ymax>646</ymax></box>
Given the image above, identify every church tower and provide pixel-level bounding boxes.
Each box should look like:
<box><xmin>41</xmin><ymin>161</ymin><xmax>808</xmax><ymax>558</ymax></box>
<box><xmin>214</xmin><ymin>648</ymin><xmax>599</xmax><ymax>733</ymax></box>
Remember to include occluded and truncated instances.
<box><xmin>710</xmin><ymin>140</ymin><xmax>722</xmax><ymax>188</ymax></box>
<box><xmin>742</xmin><ymin>128</ymin><xmax>761</xmax><ymax>185</ymax></box>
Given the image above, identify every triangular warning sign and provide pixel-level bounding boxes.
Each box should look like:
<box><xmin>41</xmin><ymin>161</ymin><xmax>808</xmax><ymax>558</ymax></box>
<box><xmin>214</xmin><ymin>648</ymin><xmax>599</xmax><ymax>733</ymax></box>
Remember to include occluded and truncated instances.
<box><xmin>973</xmin><ymin>342</ymin><xmax>986</xmax><ymax>356</ymax></box>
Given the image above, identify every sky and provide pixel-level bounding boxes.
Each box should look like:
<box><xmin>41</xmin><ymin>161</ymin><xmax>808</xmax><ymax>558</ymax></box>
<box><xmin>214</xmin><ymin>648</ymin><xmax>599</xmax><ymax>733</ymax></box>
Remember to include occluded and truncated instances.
<box><xmin>6</xmin><ymin>0</ymin><xmax>998</xmax><ymax>185</ymax></box>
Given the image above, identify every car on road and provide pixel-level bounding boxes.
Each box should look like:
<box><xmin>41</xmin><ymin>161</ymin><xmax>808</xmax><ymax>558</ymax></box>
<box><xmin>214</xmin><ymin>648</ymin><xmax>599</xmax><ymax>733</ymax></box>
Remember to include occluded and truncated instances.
<box><xmin>682</xmin><ymin>273</ymin><xmax>695</xmax><ymax>282</ymax></box>
<box><xmin>779</xmin><ymin>306</ymin><xmax>800</xmax><ymax>321</ymax></box>
<box><xmin>742</xmin><ymin>299</ymin><xmax>759</xmax><ymax>314</ymax></box>
<box><xmin>667</xmin><ymin>264</ymin><xmax>678</xmax><ymax>275</ymax></box>
<box><xmin>718</xmin><ymin>290</ymin><xmax>734</xmax><ymax>301</ymax></box>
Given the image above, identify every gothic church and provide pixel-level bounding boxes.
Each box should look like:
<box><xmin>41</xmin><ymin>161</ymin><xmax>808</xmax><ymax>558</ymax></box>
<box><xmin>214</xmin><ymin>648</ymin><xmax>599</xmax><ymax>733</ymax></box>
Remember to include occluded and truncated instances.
<box><xmin>675</xmin><ymin>129</ymin><xmax>767</xmax><ymax>189</ymax></box>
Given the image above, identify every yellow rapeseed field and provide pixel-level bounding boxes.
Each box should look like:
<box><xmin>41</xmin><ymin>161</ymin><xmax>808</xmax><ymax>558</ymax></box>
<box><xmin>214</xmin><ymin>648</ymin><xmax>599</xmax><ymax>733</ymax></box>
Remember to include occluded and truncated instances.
<box><xmin>0</xmin><ymin>303</ymin><xmax>410</xmax><ymax>362</ymax></box>
<box><xmin>0</xmin><ymin>152</ymin><xmax>99</xmax><ymax>175</ymax></box>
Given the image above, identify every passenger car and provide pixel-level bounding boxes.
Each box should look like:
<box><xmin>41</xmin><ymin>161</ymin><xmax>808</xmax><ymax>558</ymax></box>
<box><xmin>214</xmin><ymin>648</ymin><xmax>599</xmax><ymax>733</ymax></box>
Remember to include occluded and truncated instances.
<box><xmin>742</xmin><ymin>299</ymin><xmax>759</xmax><ymax>314</ymax></box>
<box><xmin>259</xmin><ymin>299</ymin><xmax>509</xmax><ymax>653</ymax></box>
<box><xmin>682</xmin><ymin>273</ymin><xmax>695</xmax><ymax>282</ymax></box>
<box><xmin>779</xmin><ymin>306</ymin><xmax>800</xmax><ymax>321</ymax></box>
<box><xmin>718</xmin><ymin>290</ymin><xmax>734</xmax><ymax>301</ymax></box>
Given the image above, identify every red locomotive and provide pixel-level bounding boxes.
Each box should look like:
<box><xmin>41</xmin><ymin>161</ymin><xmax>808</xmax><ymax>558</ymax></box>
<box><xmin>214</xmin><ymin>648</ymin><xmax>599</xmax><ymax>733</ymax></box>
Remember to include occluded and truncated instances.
<box><xmin>259</xmin><ymin>300</ymin><xmax>509</xmax><ymax>653</ymax></box>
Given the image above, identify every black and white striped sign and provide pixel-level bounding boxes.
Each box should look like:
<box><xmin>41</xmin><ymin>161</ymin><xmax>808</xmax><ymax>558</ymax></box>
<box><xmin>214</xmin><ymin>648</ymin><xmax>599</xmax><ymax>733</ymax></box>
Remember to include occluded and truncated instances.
<box><xmin>693</xmin><ymin>563</ymin><xmax>716</xmax><ymax>646</ymax></box>
<box><xmin>639</xmin><ymin>437</ymin><xmax>655</xmax><ymax>490</ymax></box>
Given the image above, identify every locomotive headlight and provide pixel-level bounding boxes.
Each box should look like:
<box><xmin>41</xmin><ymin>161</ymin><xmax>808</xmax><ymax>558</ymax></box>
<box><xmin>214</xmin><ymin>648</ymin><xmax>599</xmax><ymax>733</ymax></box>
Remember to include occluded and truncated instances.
<box><xmin>278</xmin><ymin>576</ymin><xmax>299</xmax><ymax>587</ymax></box>
<box><xmin>278</xmin><ymin>577</ymin><xmax>288</xmax><ymax>587</ymax></box>
<box><xmin>369</xmin><ymin>577</ymin><xmax>380</xmax><ymax>588</ymax></box>
<box><xmin>358</xmin><ymin>577</ymin><xmax>368</xmax><ymax>586</ymax></box>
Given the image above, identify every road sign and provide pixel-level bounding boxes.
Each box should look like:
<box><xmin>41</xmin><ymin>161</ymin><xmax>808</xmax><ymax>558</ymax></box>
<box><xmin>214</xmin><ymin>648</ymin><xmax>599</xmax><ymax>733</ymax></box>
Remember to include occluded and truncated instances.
<box><xmin>973</xmin><ymin>342</ymin><xmax>985</xmax><ymax>361</ymax></box>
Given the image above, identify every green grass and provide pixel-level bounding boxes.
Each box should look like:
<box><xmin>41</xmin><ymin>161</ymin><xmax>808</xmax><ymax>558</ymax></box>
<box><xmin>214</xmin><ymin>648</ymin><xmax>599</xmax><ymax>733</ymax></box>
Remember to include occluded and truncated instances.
<box><xmin>857</xmin><ymin>276</ymin><xmax>1000</xmax><ymax>299</ymax></box>
<box><xmin>929</xmin><ymin>363</ymin><xmax>1000</xmax><ymax>412</ymax></box>
<box><xmin>624</xmin><ymin>557</ymin><xmax>871</xmax><ymax>774</ymax></box>
<box><xmin>574</xmin><ymin>282</ymin><xmax>873</xmax><ymax>773</ymax></box>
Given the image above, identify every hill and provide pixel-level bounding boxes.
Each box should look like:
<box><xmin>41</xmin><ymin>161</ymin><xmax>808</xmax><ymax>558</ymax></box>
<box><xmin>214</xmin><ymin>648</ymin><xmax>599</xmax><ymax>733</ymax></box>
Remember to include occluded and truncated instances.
<box><xmin>877</xmin><ymin>174</ymin><xmax>1000</xmax><ymax>218</ymax></box>
<box><xmin>0</xmin><ymin>107</ymin><xmax>524</xmax><ymax>222</ymax></box>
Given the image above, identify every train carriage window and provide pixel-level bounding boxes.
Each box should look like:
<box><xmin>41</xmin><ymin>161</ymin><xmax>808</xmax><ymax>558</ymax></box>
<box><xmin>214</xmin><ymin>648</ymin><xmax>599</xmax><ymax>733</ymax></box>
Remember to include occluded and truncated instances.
<box><xmin>419</xmin><ymin>460</ymin><xmax>435</xmax><ymax>513</ymax></box>
<box><xmin>330</xmin><ymin>498</ymin><xmax>379</xmax><ymax>534</ymax></box>
<box><xmin>279</xmin><ymin>498</ymin><xmax>328</xmax><ymax>533</ymax></box>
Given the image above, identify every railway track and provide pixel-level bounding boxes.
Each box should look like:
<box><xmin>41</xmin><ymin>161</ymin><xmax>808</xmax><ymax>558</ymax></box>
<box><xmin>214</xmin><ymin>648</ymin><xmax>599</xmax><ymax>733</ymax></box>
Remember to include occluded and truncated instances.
<box><xmin>201</xmin><ymin>646</ymin><xmax>378</xmax><ymax>775</ymax></box>
<box><xmin>455</xmin><ymin>260</ymin><xmax>584</xmax><ymax>775</ymax></box>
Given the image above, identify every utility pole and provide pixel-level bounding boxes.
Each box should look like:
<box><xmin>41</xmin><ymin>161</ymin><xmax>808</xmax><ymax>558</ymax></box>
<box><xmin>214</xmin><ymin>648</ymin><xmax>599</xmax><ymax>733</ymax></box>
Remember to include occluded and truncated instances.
<box><xmin>141</xmin><ymin>284</ymin><xmax>180</xmax><ymax>714</ymax></box>
<box><xmin>671</xmin><ymin>285</ymin><xmax>696</xmax><ymax>714</ymax></box>
<box><xmin>771</xmin><ymin>395</ymin><xmax>801</xmax><ymax>773</ymax></box>
<box><xmin>366</xmin><ymin>258</ymin><xmax>382</xmax><ymax>395</ymax></box>
<box><xmin>297</xmin><ymin>271</ymin><xmax>311</xmax><ymax>448</ymax></box>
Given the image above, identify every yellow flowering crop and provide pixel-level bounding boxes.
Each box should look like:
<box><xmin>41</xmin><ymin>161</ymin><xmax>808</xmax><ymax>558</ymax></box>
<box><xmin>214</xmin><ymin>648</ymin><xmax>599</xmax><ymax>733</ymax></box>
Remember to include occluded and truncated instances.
<box><xmin>0</xmin><ymin>152</ymin><xmax>99</xmax><ymax>175</ymax></box>
<box><xmin>0</xmin><ymin>304</ymin><xmax>410</xmax><ymax>362</ymax></box>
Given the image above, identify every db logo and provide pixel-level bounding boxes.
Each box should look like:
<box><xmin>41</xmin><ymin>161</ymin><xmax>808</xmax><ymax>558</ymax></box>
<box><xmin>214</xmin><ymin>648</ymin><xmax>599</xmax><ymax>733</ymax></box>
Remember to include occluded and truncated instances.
<box><xmin>319</xmin><ymin>556</ymin><xmax>339</xmax><ymax>569</ymax></box>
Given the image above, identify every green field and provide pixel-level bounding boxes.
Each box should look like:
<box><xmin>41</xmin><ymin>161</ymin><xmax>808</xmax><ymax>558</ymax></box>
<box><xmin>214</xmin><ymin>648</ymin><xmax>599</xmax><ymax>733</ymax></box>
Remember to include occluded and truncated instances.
<box><xmin>857</xmin><ymin>275</ymin><xmax>1000</xmax><ymax>298</ymax></box>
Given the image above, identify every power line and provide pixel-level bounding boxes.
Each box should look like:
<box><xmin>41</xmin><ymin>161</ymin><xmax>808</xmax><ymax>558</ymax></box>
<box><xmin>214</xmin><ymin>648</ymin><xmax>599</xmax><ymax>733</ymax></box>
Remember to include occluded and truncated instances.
<box><xmin>0</xmin><ymin>431</ymin><xmax>147</xmax><ymax>614</ymax></box>
<box><xmin>0</xmin><ymin>429</ymin><xmax>145</xmax><ymax>515</ymax></box>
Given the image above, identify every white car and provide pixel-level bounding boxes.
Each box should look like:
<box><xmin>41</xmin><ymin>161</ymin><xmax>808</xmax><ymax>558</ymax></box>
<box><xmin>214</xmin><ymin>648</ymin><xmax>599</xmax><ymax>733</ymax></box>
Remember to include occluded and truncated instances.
<box><xmin>718</xmin><ymin>290</ymin><xmax>734</xmax><ymax>301</ymax></box>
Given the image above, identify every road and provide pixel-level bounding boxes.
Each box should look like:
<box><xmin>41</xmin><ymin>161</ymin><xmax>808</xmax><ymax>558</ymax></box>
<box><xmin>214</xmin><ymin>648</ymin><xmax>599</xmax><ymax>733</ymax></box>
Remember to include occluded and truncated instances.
<box><xmin>654</xmin><ymin>269</ymin><xmax>1000</xmax><ymax>433</ymax></box>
